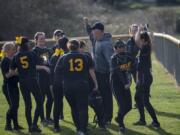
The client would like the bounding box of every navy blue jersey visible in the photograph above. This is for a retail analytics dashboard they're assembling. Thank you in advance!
[82,52,95,90]
[110,52,134,85]
[55,51,94,83]
[83,52,92,57]
[49,54,60,84]
[126,37,139,58]
[33,46,52,66]
[51,44,58,53]
[11,51,38,79]
[50,55,59,73]
[138,45,152,72]
[126,37,140,74]
[1,57,19,84]
[51,37,69,53]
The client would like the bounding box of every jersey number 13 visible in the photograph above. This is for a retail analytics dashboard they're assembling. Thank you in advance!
[69,58,83,72]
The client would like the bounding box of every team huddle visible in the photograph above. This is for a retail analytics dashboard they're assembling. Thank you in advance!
[0,18,160,135]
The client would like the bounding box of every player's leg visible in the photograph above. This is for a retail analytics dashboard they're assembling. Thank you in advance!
[30,78,44,132]
[53,83,63,132]
[76,85,89,134]
[112,82,126,130]
[44,75,53,122]
[96,72,113,124]
[65,92,80,131]
[134,73,146,125]
[19,80,33,131]
[143,74,160,127]
[9,84,23,130]
[2,83,13,130]
[38,74,46,118]
[124,89,132,115]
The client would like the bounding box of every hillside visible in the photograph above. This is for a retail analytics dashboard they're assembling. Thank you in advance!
[0,1,179,40]
[73,1,178,36]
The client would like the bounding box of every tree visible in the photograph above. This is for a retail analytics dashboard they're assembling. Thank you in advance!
[0,0,77,40]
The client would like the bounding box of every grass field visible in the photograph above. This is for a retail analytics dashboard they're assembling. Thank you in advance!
[0,55,180,135]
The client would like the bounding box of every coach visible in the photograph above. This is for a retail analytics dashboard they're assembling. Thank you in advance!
[91,22,114,124]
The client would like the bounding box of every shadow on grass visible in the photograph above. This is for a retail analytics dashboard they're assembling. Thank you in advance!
[88,128,113,135]
[47,124,113,135]
[13,130,46,135]
[47,125,75,135]
[147,125,173,135]
[63,119,74,126]
[126,128,150,135]
[156,111,180,120]
[86,123,113,135]
[63,120,113,135]
[107,123,146,135]
[106,123,119,131]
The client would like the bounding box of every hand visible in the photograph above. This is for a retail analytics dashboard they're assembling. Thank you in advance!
[14,69,19,76]
[124,83,130,89]
[136,79,140,86]
[92,85,98,91]
[43,66,50,74]
[49,85,54,99]
[83,17,89,24]
[138,24,144,31]
[50,85,53,91]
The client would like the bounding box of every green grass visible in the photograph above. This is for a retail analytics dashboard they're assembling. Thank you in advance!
[0,55,180,135]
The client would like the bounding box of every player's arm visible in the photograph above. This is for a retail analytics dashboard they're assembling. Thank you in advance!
[54,56,64,79]
[83,17,96,44]
[102,42,114,68]
[110,55,116,82]
[1,60,16,78]
[8,56,19,78]
[135,24,144,47]
[87,55,98,91]
[8,69,18,78]
[5,70,15,78]
[33,51,50,73]
[7,67,19,78]
[89,68,98,91]
[36,65,50,74]
[83,17,92,35]
[49,56,56,85]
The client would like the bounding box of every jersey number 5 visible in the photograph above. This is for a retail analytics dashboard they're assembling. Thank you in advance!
[20,56,29,69]
[69,58,83,72]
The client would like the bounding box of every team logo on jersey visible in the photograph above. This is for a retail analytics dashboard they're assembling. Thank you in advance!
[119,62,131,71]
[40,53,49,63]
[54,48,64,56]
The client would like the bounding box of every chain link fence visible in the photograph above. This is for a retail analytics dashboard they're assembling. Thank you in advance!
[153,33,180,86]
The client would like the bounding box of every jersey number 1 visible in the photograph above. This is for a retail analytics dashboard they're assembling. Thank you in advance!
[20,56,29,69]
[69,58,83,72]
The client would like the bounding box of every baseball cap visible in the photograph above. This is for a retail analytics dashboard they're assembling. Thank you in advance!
[15,36,29,46]
[53,29,64,37]
[113,39,126,49]
[92,22,104,31]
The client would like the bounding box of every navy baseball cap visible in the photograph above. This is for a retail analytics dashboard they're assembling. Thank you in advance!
[53,29,64,37]
[92,22,104,31]
[113,39,126,49]
[15,36,29,46]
